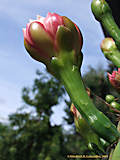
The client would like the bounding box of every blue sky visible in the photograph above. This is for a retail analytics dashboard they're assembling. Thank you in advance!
[0,0,108,124]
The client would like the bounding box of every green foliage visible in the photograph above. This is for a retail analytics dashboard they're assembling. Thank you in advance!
[63,100,74,125]
[83,66,109,99]
[22,70,65,116]
[0,71,86,159]
[7,71,67,160]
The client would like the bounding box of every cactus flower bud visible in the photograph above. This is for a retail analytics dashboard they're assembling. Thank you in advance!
[105,94,115,104]
[108,68,120,92]
[91,0,111,21]
[101,38,116,52]
[101,38,120,67]
[110,101,120,111]
[23,13,83,64]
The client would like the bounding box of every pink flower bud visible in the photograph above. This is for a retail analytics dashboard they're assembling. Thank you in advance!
[108,68,120,92]
[23,13,83,64]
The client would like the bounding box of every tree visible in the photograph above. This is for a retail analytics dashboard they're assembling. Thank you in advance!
[0,71,85,160]
[8,71,67,160]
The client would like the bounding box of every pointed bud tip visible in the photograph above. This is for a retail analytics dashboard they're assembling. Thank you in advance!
[107,72,112,78]
[29,19,34,23]
[22,28,26,32]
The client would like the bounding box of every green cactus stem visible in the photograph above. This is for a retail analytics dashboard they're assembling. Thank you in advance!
[51,50,120,144]
[101,38,120,67]
[99,138,109,150]
[111,141,120,160]
[91,0,120,50]
[74,112,106,152]
[71,104,108,151]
